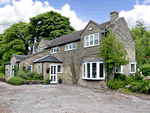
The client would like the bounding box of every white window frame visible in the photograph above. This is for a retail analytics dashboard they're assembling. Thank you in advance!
[27,65,32,72]
[84,33,99,47]
[65,43,76,51]
[115,65,123,74]
[57,65,63,73]
[37,65,40,73]
[82,61,105,80]
[130,62,137,73]
[51,47,59,54]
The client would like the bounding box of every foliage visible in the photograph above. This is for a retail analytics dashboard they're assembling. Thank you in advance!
[59,76,62,80]
[43,75,50,84]
[139,63,150,76]
[0,72,4,77]
[119,88,136,94]
[33,73,43,80]
[108,79,125,90]
[124,77,135,85]
[8,77,24,85]
[130,80,150,93]
[99,29,129,81]
[14,64,19,76]
[130,20,150,67]
[29,11,75,45]
[16,72,37,80]
[69,55,80,84]
[114,73,127,81]
[0,65,5,73]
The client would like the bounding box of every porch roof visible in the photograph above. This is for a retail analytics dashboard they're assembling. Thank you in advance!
[33,54,63,63]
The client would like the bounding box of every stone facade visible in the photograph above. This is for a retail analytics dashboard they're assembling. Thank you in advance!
[5,11,136,87]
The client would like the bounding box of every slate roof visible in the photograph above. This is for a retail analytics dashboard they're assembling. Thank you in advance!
[33,54,63,63]
[13,55,27,60]
[42,39,52,46]
[5,62,10,65]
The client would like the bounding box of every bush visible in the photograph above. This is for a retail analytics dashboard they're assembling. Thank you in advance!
[139,64,150,76]
[8,77,24,85]
[124,77,135,85]
[17,73,29,80]
[17,72,37,80]
[33,73,43,80]
[26,72,36,79]
[108,80,125,90]
[114,73,127,81]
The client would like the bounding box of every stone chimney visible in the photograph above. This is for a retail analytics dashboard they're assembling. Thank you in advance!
[110,10,119,24]
[32,37,38,54]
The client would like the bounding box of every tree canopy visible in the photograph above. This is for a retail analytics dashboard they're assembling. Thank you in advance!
[98,29,129,81]
[29,11,75,44]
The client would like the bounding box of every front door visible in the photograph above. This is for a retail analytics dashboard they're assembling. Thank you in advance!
[50,64,57,83]
[10,64,15,77]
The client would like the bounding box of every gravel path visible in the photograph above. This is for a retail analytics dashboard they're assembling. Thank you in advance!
[0,82,150,113]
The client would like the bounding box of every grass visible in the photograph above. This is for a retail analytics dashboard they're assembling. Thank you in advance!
[119,88,137,95]
[0,72,5,78]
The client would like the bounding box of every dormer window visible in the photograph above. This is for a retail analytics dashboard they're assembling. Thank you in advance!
[84,33,99,47]
[65,43,76,51]
[51,47,59,53]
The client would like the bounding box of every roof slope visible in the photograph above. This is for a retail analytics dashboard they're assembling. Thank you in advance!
[48,30,83,48]
[13,55,27,60]
[34,54,63,63]
[43,39,52,46]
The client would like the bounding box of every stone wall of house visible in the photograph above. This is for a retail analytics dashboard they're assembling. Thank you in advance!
[37,39,47,50]
[5,64,10,78]
[19,49,50,72]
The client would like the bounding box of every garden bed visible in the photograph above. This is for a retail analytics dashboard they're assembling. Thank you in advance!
[22,80,43,85]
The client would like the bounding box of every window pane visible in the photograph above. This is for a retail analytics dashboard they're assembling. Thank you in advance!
[51,49,53,53]
[116,66,121,72]
[38,66,40,73]
[85,36,89,47]
[56,47,58,52]
[73,43,76,49]
[58,65,62,72]
[66,45,68,50]
[84,64,85,77]
[94,33,99,45]
[51,66,53,74]
[54,48,56,52]
[28,66,31,72]
[51,76,53,81]
[69,44,72,49]
[90,35,93,45]
[54,66,56,74]
[100,63,104,77]
[87,63,90,78]
[92,63,96,78]
[131,64,135,72]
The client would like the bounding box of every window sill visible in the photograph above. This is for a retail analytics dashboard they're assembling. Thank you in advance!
[65,49,76,52]
[57,72,62,74]
[115,72,123,74]
[84,44,99,48]
[82,78,105,81]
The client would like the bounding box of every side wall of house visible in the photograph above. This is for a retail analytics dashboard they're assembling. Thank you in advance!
[5,64,10,78]
[113,17,136,76]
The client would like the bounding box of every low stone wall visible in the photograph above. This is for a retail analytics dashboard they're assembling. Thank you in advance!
[22,80,43,85]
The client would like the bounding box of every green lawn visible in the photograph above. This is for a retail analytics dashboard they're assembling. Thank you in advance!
[0,72,5,78]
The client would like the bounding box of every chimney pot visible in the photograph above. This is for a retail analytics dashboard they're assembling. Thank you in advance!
[110,10,119,24]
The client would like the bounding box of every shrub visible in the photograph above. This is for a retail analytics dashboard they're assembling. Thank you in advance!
[124,77,135,85]
[8,77,24,85]
[139,63,150,76]
[114,73,127,81]
[108,80,125,90]
[33,73,43,80]
[17,73,29,80]
[26,72,36,79]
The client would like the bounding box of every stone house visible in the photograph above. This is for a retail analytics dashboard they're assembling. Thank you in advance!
[5,11,136,87]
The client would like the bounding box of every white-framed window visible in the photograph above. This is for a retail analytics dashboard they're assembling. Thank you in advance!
[51,47,59,53]
[38,48,44,52]
[115,65,123,73]
[57,65,62,73]
[38,65,40,73]
[130,62,137,73]
[65,43,76,51]
[84,33,99,47]
[83,61,105,80]
[27,65,32,72]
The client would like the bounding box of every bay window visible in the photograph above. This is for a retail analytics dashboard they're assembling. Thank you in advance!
[83,62,105,80]
[84,33,99,47]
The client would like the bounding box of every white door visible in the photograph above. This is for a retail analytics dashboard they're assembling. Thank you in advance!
[50,64,57,83]
[10,64,15,77]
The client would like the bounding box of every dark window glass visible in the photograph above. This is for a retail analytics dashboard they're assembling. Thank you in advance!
[100,63,103,77]
[92,63,96,78]
[87,63,90,78]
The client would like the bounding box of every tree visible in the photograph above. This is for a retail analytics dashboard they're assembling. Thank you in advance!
[131,20,150,67]
[98,29,129,81]
[29,11,75,45]
[0,21,30,73]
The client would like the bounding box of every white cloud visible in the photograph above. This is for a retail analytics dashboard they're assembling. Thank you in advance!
[136,0,140,5]
[0,0,10,5]
[119,5,150,29]
[143,0,150,5]
[0,0,88,33]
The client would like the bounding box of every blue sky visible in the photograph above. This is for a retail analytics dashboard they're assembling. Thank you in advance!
[0,0,150,33]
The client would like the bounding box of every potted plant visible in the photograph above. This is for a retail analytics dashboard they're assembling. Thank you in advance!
[22,65,26,70]
[58,76,62,84]
[46,68,50,73]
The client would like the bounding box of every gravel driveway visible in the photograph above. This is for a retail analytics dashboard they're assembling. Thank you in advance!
[0,82,150,113]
